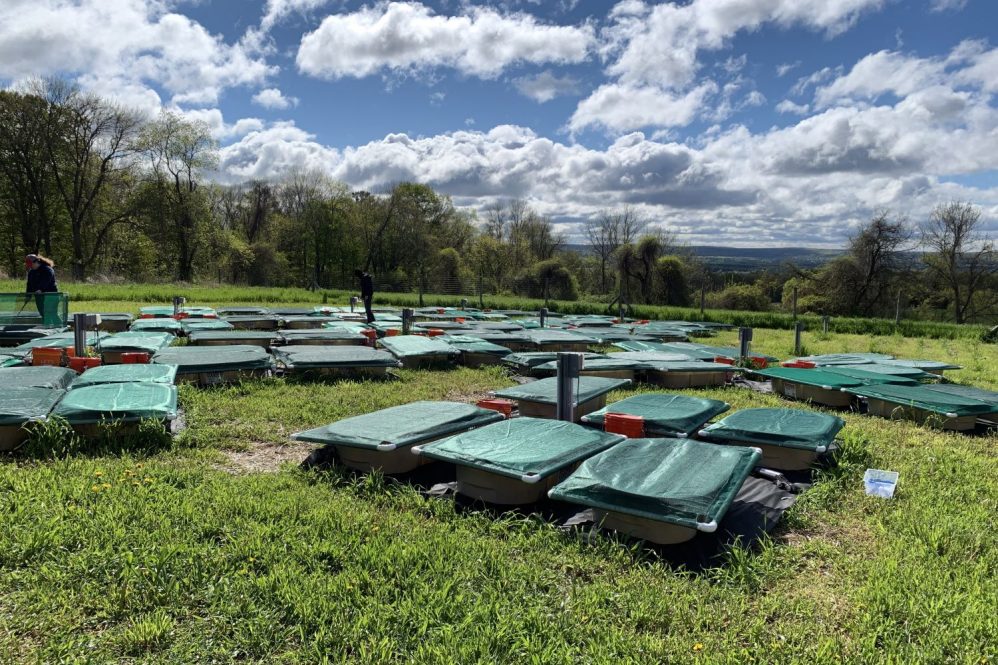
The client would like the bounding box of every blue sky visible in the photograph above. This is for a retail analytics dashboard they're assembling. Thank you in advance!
[0,0,996,247]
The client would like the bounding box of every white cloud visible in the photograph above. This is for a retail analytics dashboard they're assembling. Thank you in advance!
[296,1,595,80]
[513,70,581,103]
[261,0,332,31]
[929,0,968,12]
[252,87,299,110]
[217,121,341,182]
[0,0,274,107]
[776,100,810,115]
[569,83,717,133]
[574,0,885,133]
[176,108,264,141]
[777,61,801,77]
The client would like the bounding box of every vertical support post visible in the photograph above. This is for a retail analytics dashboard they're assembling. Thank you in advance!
[700,282,706,318]
[350,296,358,313]
[555,352,584,422]
[322,292,328,304]
[822,316,830,334]
[402,308,414,335]
[539,307,548,328]
[618,304,625,322]
[172,296,185,316]
[791,286,798,321]
[794,321,804,357]
[460,298,468,310]
[73,313,87,358]
[478,274,484,309]
[895,290,902,325]
[738,327,753,361]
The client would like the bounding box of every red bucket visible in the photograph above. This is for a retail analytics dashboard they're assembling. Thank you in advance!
[122,352,150,364]
[69,357,101,373]
[477,399,514,418]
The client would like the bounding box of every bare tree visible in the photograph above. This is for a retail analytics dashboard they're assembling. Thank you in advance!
[585,207,647,294]
[847,211,911,316]
[34,78,142,280]
[922,202,996,324]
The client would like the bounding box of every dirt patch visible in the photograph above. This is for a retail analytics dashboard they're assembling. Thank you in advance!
[442,387,493,404]
[218,440,319,474]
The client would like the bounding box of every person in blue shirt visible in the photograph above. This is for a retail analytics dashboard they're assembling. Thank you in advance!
[25,254,58,318]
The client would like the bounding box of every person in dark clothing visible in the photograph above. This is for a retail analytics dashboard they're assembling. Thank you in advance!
[355,269,375,323]
[25,254,58,319]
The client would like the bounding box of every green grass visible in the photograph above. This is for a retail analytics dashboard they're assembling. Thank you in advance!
[0,296,996,662]
[2,279,988,340]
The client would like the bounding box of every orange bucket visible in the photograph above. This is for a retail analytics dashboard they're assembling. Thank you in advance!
[781,360,815,369]
[69,357,101,373]
[361,329,378,346]
[122,352,150,364]
[604,413,645,438]
[477,399,514,418]
[713,356,735,366]
[32,347,65,367]
[386,328,400,337]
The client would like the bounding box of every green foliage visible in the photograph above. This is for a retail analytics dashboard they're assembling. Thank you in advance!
[710,282,771,311]
[513,258,579,301]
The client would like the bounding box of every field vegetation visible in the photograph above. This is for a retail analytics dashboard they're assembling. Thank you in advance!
[0,291,995,662]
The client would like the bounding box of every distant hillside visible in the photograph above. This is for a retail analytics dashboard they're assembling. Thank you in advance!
[563,244,843,272]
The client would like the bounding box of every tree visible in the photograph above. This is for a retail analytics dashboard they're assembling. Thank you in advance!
[922,202,996,324]
[584,207,646,294]
[139,111,218,282]
[35,78,142,280]
[656,255,691,306]
[845,211,911,315]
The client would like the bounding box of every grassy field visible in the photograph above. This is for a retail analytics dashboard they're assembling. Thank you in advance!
[2,279,989,340]
[0,297,996,662]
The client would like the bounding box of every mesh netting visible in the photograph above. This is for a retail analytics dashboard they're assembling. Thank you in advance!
[54,383,178,424]
[583,393,730,436]
[845,383,996,416]
[0,293,69,327]
[699,408,845,450]
[70,364,178,388]
[493,376,629,405]
[0,387,65,425]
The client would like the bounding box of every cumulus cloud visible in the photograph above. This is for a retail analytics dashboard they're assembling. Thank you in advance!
[217,121,341,182]
[252,87,299,109]
[176,108,264,141]
[513,70,581,103]
[0,0,275,107]
[572,0,885,133]
[260,0,332,30]
[296,1,595,80]
[568,83,717,133]
[776,100,810,115]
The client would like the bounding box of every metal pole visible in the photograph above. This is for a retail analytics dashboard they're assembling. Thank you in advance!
[172,296,185,316]
[460,298,468,310]
[555,353,584,422]
[539,307,548,328]
[794,321,804,356]
[822,316,829,334]
[350,296,358,313]
[895,290,902,325]
[738,327,753,361]
[700,282,706,318]
[791,286,798,320]
[402,308,414,335]
[618,305,625,322]
[73,313,87,358]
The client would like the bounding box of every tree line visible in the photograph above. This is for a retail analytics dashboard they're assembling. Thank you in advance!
[1,81,994,322]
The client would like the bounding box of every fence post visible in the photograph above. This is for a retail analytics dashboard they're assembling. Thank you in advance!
[539,307,548,329]
[895,290,902,325]
[73,313,88,358]
[738,327,753,361]
[794,321,804,356]
[700,282,706,318]
[822,316,829,334]
[791,286,798,320]
[402,308,414,335]
[556,353,583,422]
[350,296,357,313]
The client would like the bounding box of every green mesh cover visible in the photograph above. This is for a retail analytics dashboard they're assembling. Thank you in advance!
[0,387,64,425]
[96,313,134,324]
[822,363,932,380]
[138,306,175,318]
[130,318,183,334]
[181,319,234,333]
[493,376,630,405]
[413,322,472,331]
[525,329,597,346]
[180,307,218,318]
[465,331,532,346]
[582,394,730,436]
[607,351,696,363]
[466,322,524,332]
[280,316,338,328]
[548,438,760,529]
[293,401,504,450]
[699,408,845,451]
[220,315,279,325]
[613,341,716,358]
[534,358,644,373]
[644,361,738,373]
[101,332,175,354]
[15,331,110,353]
[439,335,511,356]
[188,331,275,344]
[70,364,178,388]
[279,329,367,343]
[53,383,178,424]
[845,383,997,416]
[218,307,271,316]
[878,359,962,371]
[0,355,22,368]
[153,345,274,373]
[0,367,77,389]
[417,417,624,480]
[272,346,400,369]
[502,352,607,370]
[796,353,894,365]
[669,342,778,362]
[819,366,919,385]
[752,366,870,388]
[570,328,657,344]
[378,335,459,359]
[924,384,998,407]
[322,321,371,333]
